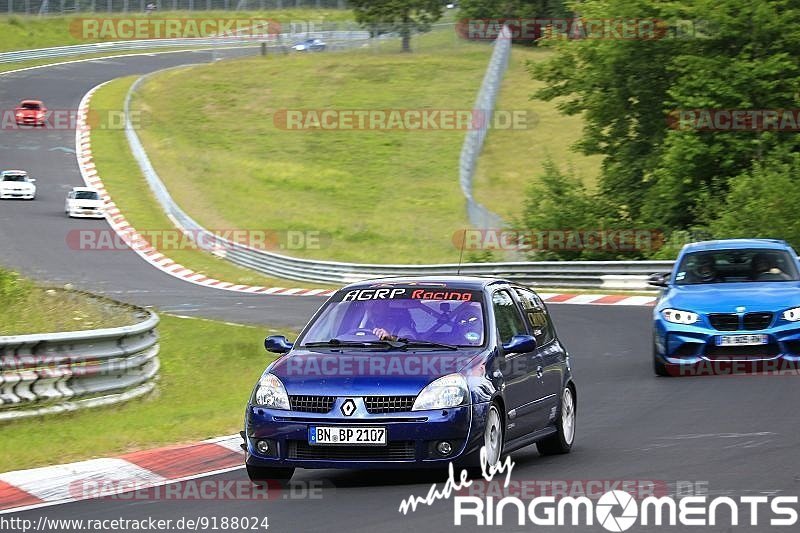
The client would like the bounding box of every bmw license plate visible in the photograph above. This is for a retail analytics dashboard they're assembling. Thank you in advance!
[309,426,386,446]
[716,334,768,346]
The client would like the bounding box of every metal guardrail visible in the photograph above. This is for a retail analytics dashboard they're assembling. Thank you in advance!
[0,298,160,422]
[116,30,673,291]
[3,0,349,15]
[0,29,371,64]
[460,24,509,230]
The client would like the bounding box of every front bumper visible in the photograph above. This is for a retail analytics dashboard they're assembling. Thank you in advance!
[244,401,489,470]
[69,209,105,218]
[0,191,34,199]
[654,318,800,375]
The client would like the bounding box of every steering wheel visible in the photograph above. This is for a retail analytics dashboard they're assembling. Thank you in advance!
[350,328,378,337]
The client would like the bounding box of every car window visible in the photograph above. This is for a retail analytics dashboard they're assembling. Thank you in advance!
[514,287,555,346]
[491,290,526,345]
[675,248,800,284]
[21,103,40,110]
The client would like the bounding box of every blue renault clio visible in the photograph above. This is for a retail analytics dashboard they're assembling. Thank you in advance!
[651,239,800,376]
[243,276,576,482]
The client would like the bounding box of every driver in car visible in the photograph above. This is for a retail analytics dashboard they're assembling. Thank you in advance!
[690,255,721,283]
[751,253,791,281]
[370,307,417,341]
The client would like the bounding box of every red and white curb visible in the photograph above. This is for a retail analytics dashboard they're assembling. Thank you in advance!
[74,83,656,307]
[0,434,244,514]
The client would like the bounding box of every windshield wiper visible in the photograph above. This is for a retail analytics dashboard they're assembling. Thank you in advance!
[394,338,459,351]
[302,338,397,350]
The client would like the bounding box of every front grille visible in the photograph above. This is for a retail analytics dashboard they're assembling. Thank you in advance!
[363,396,416,414]
[709,314,739,331]
[743,312,773,330]
[705,344,780,359]
[287,440,416,461]
[289,395,334,413]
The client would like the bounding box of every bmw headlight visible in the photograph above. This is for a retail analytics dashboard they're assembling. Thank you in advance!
[783,307,800,321]
[661,308,699,325]
[252,373,290,410]
[412,373,468,411]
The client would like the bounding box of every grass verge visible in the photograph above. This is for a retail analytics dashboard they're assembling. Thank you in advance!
[0,313,289,472]
[131,27,491,264]
[89,76,329,289]
[0,10,356,52]
[472,46,604,221]
[0,268,139,335]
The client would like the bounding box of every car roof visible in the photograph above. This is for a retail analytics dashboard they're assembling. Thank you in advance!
[340,275,509,292]
[1,170,27,175]
[71,186,98,193]
[682,239,791,253]
[19,100,43,105]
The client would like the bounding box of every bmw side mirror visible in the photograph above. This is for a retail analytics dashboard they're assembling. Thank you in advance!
[503,334,537,354]
[647,272,669,288]
[264,335,293,354]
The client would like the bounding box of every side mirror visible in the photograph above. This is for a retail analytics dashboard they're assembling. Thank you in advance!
[264,335,293,354]
[647,272,670,288]
[502,334,537,355]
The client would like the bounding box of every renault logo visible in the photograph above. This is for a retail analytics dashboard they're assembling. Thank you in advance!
[340,398,357,416]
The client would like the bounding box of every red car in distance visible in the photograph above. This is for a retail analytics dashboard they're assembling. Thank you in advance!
[15,100,47,126]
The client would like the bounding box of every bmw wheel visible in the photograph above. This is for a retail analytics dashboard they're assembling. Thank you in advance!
[653,344,670,377]
[537,385,576,455]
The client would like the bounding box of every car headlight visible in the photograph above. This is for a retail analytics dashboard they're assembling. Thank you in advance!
[661,308,699,325]
[252,373,290,410]
[783,307,800,321]
[412,373,468,411]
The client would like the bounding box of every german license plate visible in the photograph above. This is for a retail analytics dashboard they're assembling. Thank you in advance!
[308,426,386,446]
[716,334,768,346]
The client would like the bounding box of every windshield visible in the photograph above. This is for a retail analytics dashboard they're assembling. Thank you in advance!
[74,191,99,200]
[2,175,26,182]
[675,249,800,285]
[21,103,40,110]
[300,286,485,347]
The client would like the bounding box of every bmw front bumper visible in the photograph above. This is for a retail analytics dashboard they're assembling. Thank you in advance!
[654,317,800,375]
[244,399,490,470]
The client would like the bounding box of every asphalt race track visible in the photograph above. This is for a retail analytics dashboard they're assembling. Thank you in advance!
[0,47,323,327]
[2,52,800,532]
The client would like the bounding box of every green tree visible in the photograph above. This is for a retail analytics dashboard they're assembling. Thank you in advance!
[527,0,800,247]
[709,151,800,251]
[349,0,444,52]
[458,0,570,19]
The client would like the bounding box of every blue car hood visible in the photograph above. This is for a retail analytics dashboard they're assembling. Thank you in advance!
[662,282,800,313]
[268,349,481,396]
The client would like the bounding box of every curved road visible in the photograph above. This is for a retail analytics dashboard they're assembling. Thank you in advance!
[0,47,322,327]
[2,51,799,532]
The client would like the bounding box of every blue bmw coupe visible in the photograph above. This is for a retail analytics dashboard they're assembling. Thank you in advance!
[651,239,800,376]
[243,276,576,482]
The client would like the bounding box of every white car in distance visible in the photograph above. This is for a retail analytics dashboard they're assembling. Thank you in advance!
[0,170,36,200]
[65,187,105,218]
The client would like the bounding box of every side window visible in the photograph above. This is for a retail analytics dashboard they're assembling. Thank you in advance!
[492,290,526,345]
[514,287,555,346]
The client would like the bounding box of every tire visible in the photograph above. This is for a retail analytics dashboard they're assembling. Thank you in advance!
[246,464,294,485]
[482,402,504,466]
[653,344,670,376]
[537,385,576,455]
